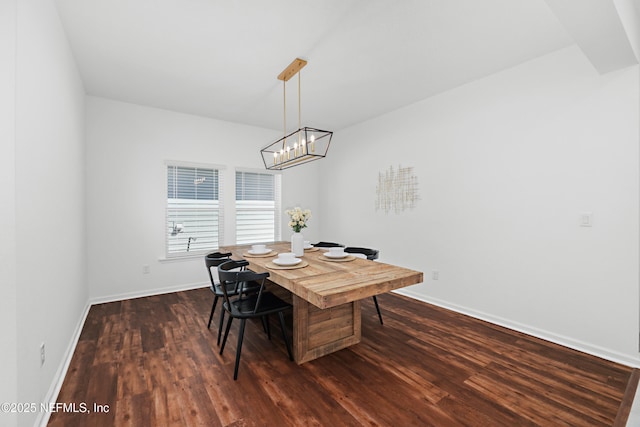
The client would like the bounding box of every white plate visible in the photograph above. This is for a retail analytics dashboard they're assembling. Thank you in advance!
[273,257,301,266]
[304,244,313,249]
[324,252,348,259]
[248,249,271,255]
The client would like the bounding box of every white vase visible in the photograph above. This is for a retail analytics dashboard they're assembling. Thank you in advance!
[291,231,304,256]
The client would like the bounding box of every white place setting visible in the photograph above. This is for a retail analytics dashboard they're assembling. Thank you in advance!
[266,252,308,270]
[304,240,319,252]
[273,252,301,266]
[321,247,356,262]
[244,244,277,257]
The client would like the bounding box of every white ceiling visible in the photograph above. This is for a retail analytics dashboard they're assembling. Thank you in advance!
[54,0,637,132]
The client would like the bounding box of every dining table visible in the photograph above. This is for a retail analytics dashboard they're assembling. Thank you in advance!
[219,241,424,364]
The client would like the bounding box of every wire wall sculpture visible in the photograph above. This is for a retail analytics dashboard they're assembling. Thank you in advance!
[375,165,420,214]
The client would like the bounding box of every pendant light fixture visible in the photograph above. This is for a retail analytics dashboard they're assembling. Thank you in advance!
[260,58,333,170]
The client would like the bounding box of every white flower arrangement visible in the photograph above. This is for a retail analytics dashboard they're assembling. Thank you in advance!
[286,207,311,233]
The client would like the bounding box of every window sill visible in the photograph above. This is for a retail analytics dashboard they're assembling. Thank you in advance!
[159,253,205,263]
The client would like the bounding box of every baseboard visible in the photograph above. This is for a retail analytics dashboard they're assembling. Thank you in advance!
[36,302,91,427]
[89,281,209,305]
[393,289,640,369]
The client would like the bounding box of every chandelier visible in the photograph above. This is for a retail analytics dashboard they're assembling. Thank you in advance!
[260,58,333,170]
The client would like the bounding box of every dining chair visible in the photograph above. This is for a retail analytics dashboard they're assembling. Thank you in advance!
[344,247,384,325]
[218,260,293,380]
[205,252,259,345]
[312,241,344,248]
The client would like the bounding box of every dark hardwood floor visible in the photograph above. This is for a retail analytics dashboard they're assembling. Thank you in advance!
[48,289,634,426]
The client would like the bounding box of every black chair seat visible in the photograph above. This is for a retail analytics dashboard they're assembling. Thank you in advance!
[226,292,292,319]
[211,280,259,298]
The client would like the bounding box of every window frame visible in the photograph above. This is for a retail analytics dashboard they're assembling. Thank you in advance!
[165,161,225,258]
[234,168,281,245]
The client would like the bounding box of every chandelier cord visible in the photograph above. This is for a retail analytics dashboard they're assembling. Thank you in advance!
[283,79,287,151]
[298,70,301,130]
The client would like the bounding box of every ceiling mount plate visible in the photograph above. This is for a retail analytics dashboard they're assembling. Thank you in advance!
[278,58,308,81]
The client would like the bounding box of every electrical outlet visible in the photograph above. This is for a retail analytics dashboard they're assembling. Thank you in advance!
[432,270,439,280]
[580,212,593,227]
[40,342,45,366]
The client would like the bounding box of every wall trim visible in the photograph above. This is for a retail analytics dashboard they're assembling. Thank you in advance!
[394,289,640,369]
[37,302,91,427]
[89,282,209,305]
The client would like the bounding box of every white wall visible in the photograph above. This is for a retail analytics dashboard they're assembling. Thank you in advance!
[320,45,640,365]
[13,0,87,426]
[0,0,18,426]
[281,159,324,244]
[86,97,322,302]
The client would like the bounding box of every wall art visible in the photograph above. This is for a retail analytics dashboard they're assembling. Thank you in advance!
[375,165,419,214]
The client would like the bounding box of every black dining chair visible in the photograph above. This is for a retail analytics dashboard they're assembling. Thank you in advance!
[312,241,344,248]
[218,260,293,380]
[205,252,259,345]
[344,247,384,325]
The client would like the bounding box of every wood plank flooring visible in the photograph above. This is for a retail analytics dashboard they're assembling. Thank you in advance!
[48,289,634,426]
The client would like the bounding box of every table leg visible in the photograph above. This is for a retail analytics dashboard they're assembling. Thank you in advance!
[292,295,361,364]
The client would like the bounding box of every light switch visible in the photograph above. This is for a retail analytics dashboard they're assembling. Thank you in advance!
[580,212,593,227]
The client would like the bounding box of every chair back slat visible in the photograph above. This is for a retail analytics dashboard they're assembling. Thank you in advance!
[218,260,269,312]
[204,252,232,284]
[312,241,344,248]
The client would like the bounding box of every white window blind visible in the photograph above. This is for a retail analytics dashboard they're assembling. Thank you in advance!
[235,170,281,244]
[166,164,224,256]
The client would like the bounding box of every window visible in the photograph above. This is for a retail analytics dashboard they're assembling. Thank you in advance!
[235,170,281,244]
[166,164,223,256]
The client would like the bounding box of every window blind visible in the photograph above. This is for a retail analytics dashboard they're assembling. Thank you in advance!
[235,171,280,244]
[166,165,224,256]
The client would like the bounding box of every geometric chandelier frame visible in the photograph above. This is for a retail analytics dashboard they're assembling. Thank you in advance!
[261,127,332,170]
[260,58,333,170]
